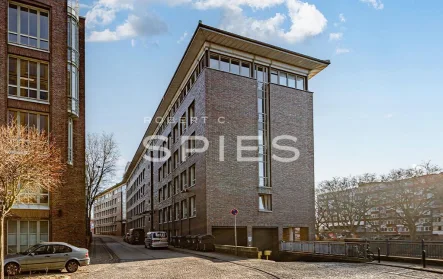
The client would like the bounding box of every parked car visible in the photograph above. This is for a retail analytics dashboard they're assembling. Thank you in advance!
[4,242,89,277]
[145,231,168,249]
[128,228,145,245]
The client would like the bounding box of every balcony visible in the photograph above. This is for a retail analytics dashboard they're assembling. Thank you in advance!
[67,0,79,20]
[68,97,79,117]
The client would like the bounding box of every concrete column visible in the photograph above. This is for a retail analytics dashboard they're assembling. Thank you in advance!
[247,225,253,247]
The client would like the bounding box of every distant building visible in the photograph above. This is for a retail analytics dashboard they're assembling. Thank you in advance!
[318,173,443,240]
[93,183,126,236]
[122,23,330,254]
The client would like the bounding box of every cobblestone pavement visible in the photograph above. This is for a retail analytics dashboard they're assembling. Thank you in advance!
[65,236,443,279]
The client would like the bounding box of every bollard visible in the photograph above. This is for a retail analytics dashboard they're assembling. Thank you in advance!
[422,250,426,268]
[258,251,263,260]
[378,247,381,263]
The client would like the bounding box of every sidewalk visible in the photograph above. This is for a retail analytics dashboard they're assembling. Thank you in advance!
[168,246,265,263]
[368,260,443,274]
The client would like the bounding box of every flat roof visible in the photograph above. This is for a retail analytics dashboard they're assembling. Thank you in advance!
[95,182,125,199]
[122,22,330,183]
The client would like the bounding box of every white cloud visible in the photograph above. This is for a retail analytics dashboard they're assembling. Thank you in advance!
[360,0,384,10]
[177,31,188,43]
[219,0,327,44]
[339,13,346,22]
[336,47,350,54]
[329,32,343,41]
[194,0,285,11]
[131,39,136,47]
[87,13,168,42]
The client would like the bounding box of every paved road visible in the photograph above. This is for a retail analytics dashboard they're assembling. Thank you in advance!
[70,236,443,279]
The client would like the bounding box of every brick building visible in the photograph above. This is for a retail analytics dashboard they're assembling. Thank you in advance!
[93,183,126,236]
[123,23,329,254]
[1,0,86,253]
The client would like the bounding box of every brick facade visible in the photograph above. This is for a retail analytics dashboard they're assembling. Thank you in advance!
[0,0,86,251]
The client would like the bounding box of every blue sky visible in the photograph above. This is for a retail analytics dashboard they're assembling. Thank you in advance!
[79,0,443,185]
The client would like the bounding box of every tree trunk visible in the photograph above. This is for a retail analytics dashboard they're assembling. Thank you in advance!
[1,215,5,279]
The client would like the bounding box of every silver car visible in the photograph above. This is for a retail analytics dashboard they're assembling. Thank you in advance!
[4,242,90,276]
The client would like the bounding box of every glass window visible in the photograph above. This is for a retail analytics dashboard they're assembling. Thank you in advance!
[288,74,296,88]
[9,4,49,50]
[210,54,219,69]
[190,196,196,217]
[68,118,73,164]
[9,57,49,102]
[296,76,305,90]
[259,194,272,211]
[279,72,287,86]
[8,4,18,33]
[220,57,230,72]
[241,62,250,77]
[181,200,188,219]
[189,165,196,186]
[8,57,17,96]
[271,70,278,84]
[230,60,240,75]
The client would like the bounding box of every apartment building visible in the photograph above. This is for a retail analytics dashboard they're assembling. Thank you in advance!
[123,23,329,254]
[0,0,86,253]
[93,183,126,236]
[318,173,443,240]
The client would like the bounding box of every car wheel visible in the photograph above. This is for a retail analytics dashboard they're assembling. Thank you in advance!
[4,263,19,276]
[65,260,79,273]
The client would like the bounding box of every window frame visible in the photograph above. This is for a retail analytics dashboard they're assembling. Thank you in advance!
[8,55,50,103]
[8,2,50,52]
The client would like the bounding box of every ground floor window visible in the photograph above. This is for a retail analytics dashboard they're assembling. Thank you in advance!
[7,220,49,254]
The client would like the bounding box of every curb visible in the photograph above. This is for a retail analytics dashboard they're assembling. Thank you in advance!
[367,262,443,275]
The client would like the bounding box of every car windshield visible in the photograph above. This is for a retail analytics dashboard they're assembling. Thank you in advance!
[21,244,41,255]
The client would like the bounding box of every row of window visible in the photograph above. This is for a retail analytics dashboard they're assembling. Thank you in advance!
[8,56,49,102]
[8,3,49,50]
[127,169,146,197]
[270,69,305,90]
[16,188,49,206]
[7,220,49,254]
[159,196,196,224]
[127,202,145,220]
[127,184,146,208]
[95,216,117,226]
[8,110,48,134]
[158,134,196,183]
[127,217,145,231]
[95,225,117,234]
[159,164,196,202]
[95,207,117,218]
[209,53,251,78]
[95,198,117,211]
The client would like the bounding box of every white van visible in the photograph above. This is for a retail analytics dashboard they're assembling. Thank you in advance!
[145,231,168,249]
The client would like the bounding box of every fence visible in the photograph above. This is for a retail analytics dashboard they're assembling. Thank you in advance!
[281,240,443,260]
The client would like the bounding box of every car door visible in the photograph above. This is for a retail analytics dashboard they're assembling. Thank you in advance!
[25,245,55,271]
[53,245,72,269]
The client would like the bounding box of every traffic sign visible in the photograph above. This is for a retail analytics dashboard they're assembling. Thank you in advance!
[231,208,238,216]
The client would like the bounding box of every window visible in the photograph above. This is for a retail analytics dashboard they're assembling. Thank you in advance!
[188,102,195,126]
[210,54,219,69]
[167,157,171,173]
[180,145,186,163]
[68,118,73,165]
[173,124,179,142]
[189,165,196,187]
[296,76,305,90]
[8,4,49,50]
[188,132,196,155]
[230,60,240,75]
[180,171,187,190]
[159,209,163,224]
[279,72,287,86]
[189,196,196,217]
[162,185,166,200]
[175,202,180,220]
[8,110,49,134]
[168,182,172,198]
[259,194,272,211]
[174,176,179,195]
[8,57,49,101]
[288,74,296,88]
[173,150,179,169]
[241,62,251,77]
[17,187,49,206]
[271,70,278,84]
[181,200,188,219]
[180,113,187,135]
[7,220,48,254]
[159,189,162,202]
[169,205,173,222]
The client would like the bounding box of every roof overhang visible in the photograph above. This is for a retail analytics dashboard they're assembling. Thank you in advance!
[122,23,330,183]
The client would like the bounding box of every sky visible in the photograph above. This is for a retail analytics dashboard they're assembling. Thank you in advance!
[79,0,443,186]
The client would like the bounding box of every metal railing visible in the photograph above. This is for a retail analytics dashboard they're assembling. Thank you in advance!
[281,240,443,260]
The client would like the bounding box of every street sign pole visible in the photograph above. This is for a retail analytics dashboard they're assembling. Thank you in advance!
[234,213,237,256]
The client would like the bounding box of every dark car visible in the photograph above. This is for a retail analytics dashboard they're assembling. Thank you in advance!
[128,229,145,245]
[123,233,130,242]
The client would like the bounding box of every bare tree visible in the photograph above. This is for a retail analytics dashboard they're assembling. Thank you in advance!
[85,133,119,241]
[0,123,64,278]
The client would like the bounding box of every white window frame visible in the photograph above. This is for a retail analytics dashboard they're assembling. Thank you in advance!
[8,2,50,51]
[68,118,73,165]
